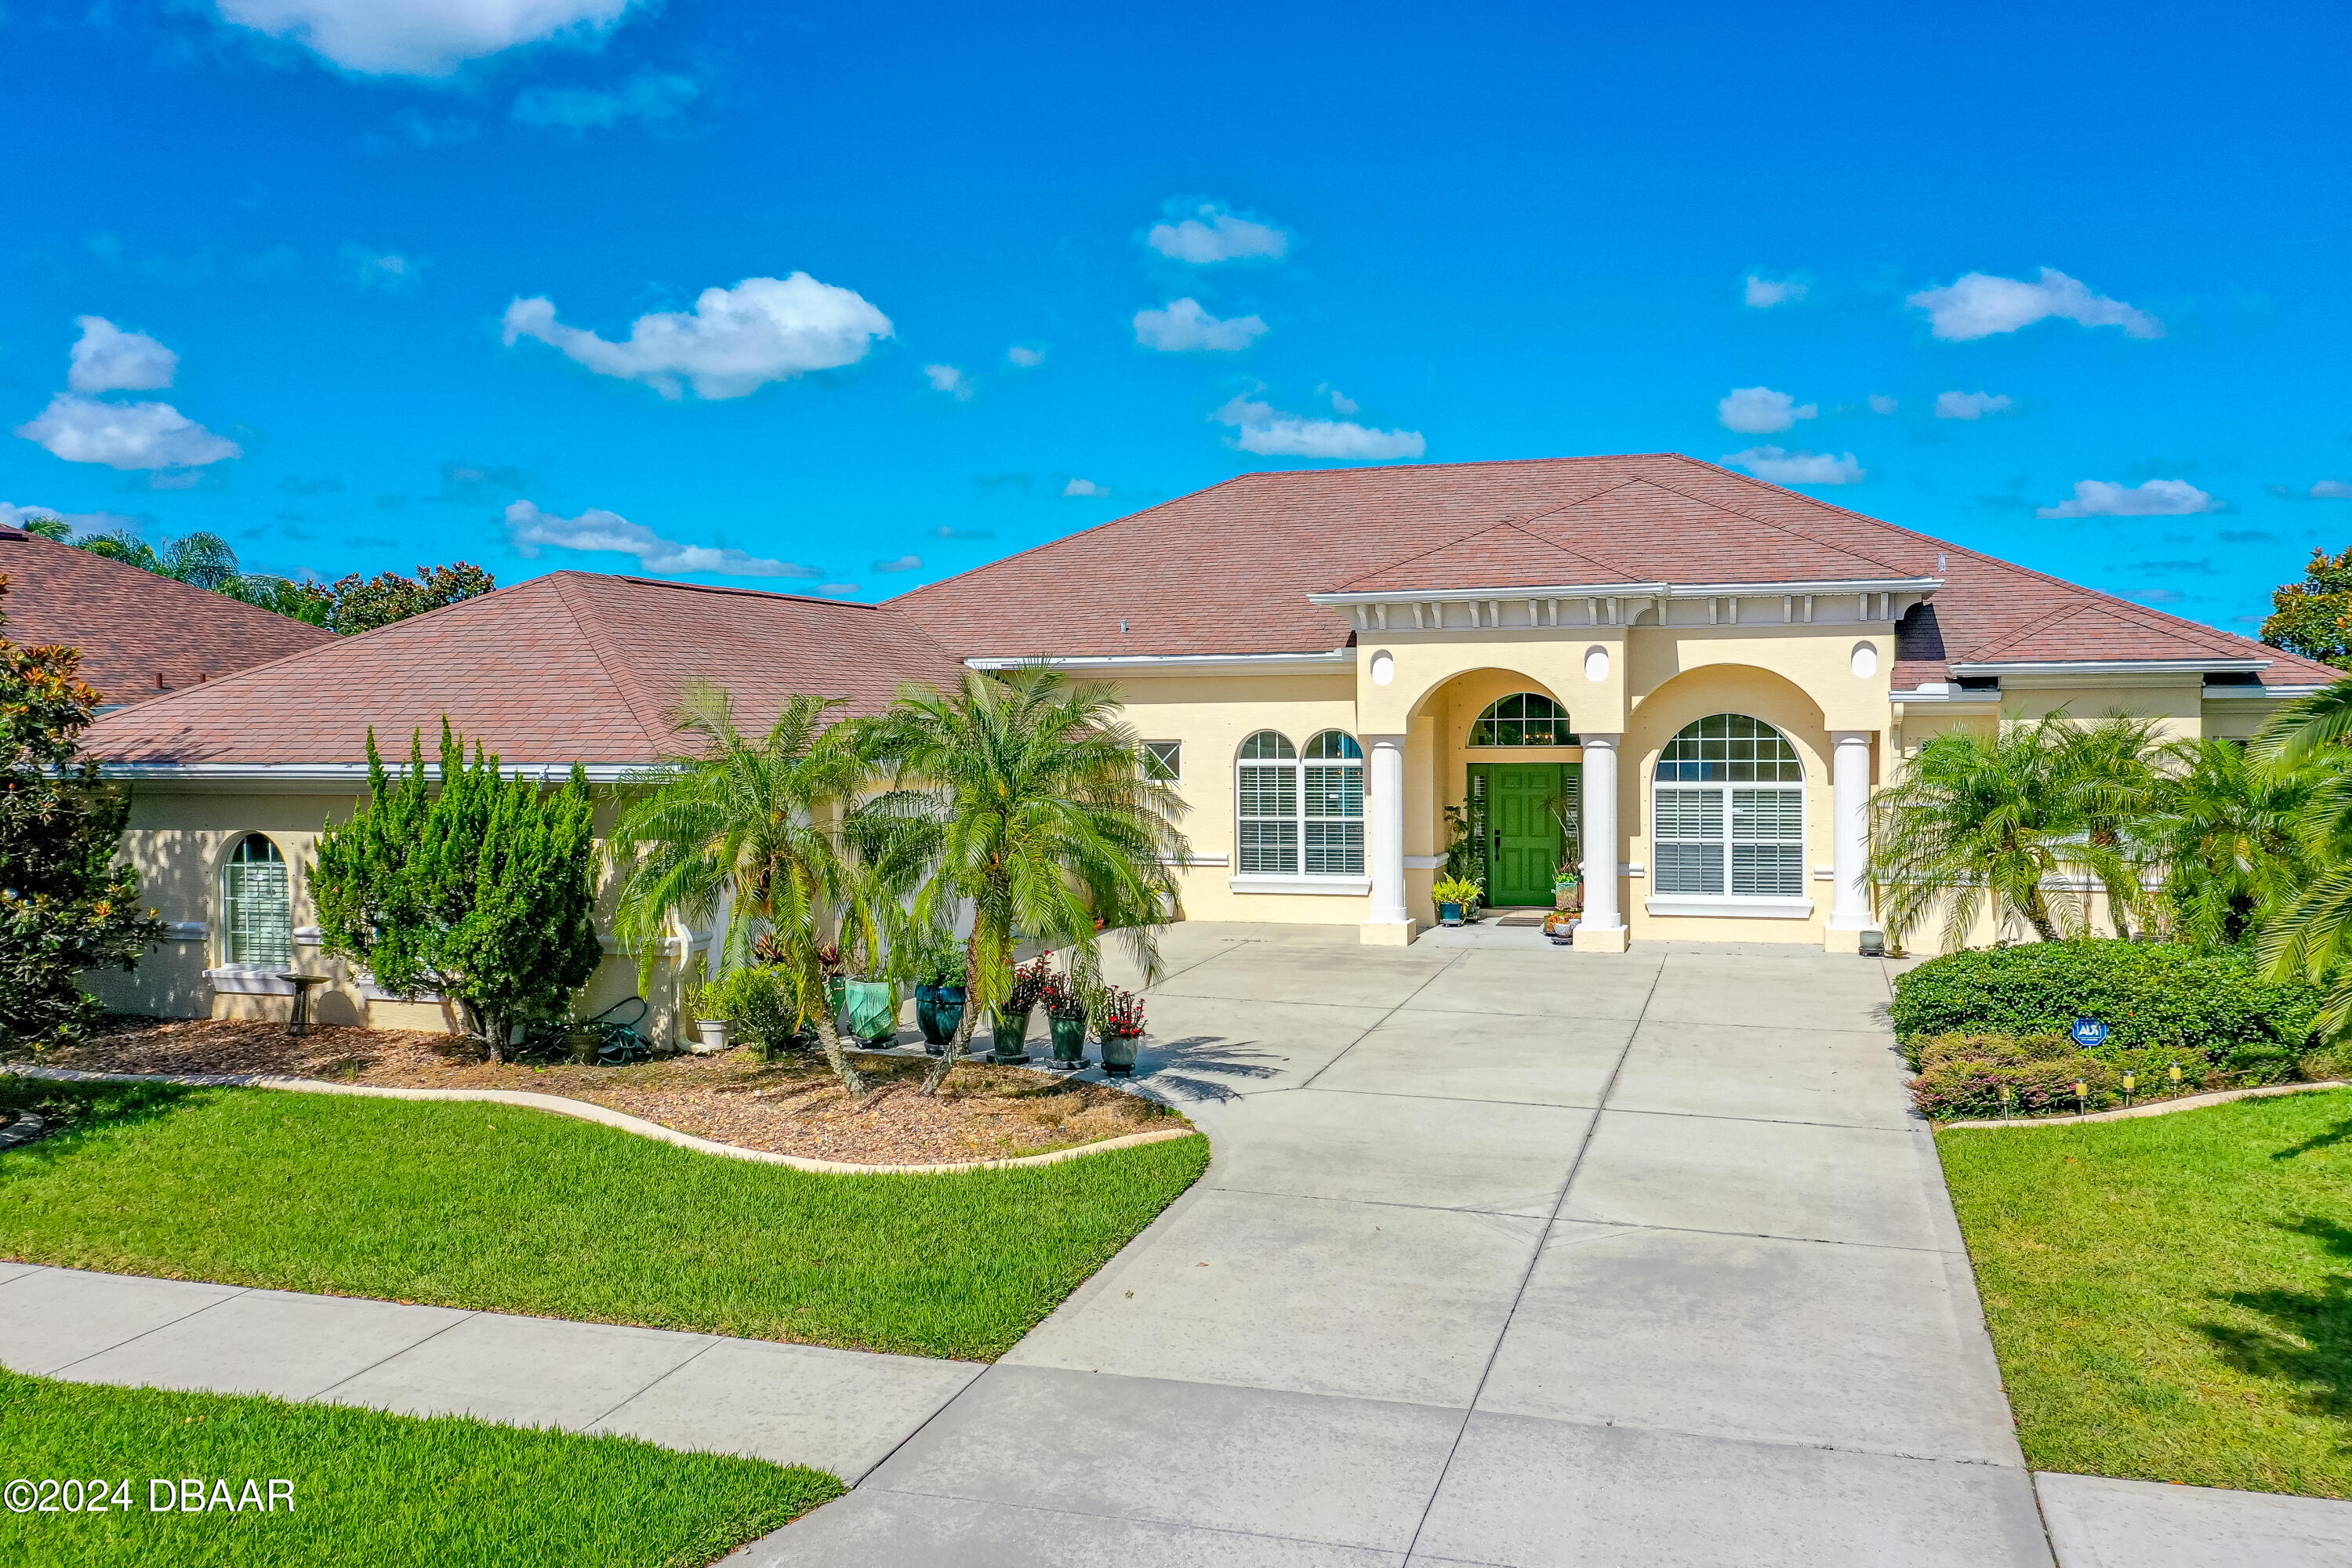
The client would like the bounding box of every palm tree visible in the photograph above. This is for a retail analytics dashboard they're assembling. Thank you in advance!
[1870,716,2124,949]
[2055,713,2167,939]
[2253,677,2352,1038]
[2154,736,2317,948]
[860,666,1189,1094]
[608,685,877,1095]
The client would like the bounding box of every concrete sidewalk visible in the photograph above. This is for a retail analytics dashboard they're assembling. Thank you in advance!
[0,1261,978,1483]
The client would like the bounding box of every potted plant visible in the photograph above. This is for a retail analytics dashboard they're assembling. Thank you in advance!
[1042,968,1090,1071]
[681,970,729,1054]
[992,954,1050,1064]
[1541,909,1577,945]
[1552,860,1582,913]
[910,931,968,1055]
[1431,874,1482,927]
[1097,985,1146,1076]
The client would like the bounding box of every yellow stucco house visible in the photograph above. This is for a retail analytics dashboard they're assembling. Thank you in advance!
[82,454,2336,1038]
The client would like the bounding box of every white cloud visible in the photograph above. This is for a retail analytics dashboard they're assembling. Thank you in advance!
[923,364,974,401]
[16,394,241,470]
[1006,345,1044,368]
[2035,479,2220,518]
[1933,390,2015,420]
[1717,386,1817,435]
[505,499,820,577]
[1867,394,1899,415]
[0,502,60,529]
[1146,202,1288,264]
[1906,268,2161,340]
[502,274,894,400]
[67,317,178,394]
[2,501,140,533]
[343,245,427,292]
[1212,394,1425,461]
[1319,385,1359,416]
[869,554,921,573]
[815,583,859,596]
[2311,481,2352,499]
[1744,274,1806,308]
[1062,477,1109,498]
[1133,298,1267,353]
[1723,446,1865,485]
[513,71,696,129]
[216,0,644,77]
[366,107,479,150]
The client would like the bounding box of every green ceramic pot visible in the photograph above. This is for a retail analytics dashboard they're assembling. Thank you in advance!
[1048,1014,1087,1069]
[915,984,966,1054]
[840,979,898,1044]
[990,1007,1033,1064]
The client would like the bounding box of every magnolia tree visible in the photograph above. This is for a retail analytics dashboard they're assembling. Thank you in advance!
[314,721,601,1059]
[0,579,165,1047]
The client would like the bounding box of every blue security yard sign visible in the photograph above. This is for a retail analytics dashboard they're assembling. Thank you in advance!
[2071,1017,2110,1047]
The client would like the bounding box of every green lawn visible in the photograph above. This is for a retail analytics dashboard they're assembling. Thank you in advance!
[0,1367,837,1566]
[0,1076,1207,1360]
[1939,1087,2352,1496]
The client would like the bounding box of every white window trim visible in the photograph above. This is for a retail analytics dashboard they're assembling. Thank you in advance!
[1143,740,1184,784]
[1644,895,1816,920]
[1236,730,1366,883]
[1648,718,1809,909]
[205,966,296,995]
[1229,874,1372,897]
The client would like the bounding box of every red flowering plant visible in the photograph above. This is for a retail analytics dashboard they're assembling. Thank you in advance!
[1041,966,1090,1022]
[1006,954,1052,1015]
[1096,985,1146,1040]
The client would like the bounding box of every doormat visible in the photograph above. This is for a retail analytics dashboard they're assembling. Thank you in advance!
[1494,913,1551,927]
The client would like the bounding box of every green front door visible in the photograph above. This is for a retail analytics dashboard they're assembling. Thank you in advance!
[1470,763,1577,906]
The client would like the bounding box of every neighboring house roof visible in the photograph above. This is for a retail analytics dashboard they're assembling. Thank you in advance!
[0,524,336,706]
[891,453,2338,693]
[84,571,967,768]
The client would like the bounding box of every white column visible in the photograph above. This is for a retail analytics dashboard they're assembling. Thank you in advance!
[1366,734,1410,931]
[1579,734,1622,932]
[1828,730,1873,931]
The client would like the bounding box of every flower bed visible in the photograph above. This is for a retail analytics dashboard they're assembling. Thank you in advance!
[37,1018,1177,1165]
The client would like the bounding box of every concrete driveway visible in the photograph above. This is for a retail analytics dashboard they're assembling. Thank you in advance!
[744,924,2050,1567]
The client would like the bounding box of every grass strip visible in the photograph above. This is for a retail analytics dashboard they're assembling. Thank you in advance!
[0,1077,1208,1361]
[0,1367,840,1566]
[1940,1087,2352,1497]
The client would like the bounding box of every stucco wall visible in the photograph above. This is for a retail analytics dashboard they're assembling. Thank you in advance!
[87,787,690,1045]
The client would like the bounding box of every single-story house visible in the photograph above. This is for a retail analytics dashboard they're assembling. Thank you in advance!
[0,521,336,707]
[80,454,2337,1038]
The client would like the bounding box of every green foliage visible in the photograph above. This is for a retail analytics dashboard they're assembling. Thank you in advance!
[2,1367,839,1566]
[323,561,496,634]
[697,965,810,1060]
[2158,737,2318,947]
[1889,939,2324,1061]
[1940,1090,2352,1495]
[18,514,71,542]
[312,720,601,1060]
[1441,802,1483,885]
[2254,681,2352,1042]
[1430,874,1483,906]
[0,1076,1209,1360]
[858,666,1189,1093]
[1871,714,2147,948]
[0,582,164,1047]
[219,572,336,626]
[608,686,878,1095]
[2261,544,2352,670]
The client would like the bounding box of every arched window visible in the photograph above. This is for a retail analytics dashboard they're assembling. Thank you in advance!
[1236,729,1365,877]
[221,833,293,967]
[1652,716,1804,898]
[1470,692,1577,746]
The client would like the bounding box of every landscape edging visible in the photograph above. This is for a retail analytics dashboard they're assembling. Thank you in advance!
[0,1064,1197,1175]
[1939,1079,2344,1131]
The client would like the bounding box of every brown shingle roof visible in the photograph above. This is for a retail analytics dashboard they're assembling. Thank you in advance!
[891,454,2339,692]
[0,527,336,706]
[85,572,967,766]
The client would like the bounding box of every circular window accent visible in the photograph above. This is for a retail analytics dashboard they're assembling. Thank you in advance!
[1584,646,1610,682]
[1850,641,1879,679]
[1368,650,1396,687]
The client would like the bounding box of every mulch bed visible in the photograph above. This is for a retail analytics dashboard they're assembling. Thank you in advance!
[31,1018,1181,1167]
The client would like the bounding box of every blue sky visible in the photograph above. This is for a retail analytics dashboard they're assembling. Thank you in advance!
[3,1,2348,631]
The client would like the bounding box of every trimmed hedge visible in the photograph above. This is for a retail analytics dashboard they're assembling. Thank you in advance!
[1889,940,2322,1065]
